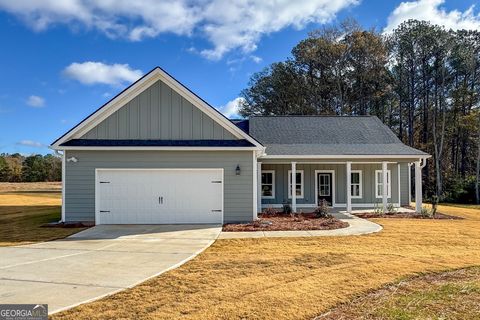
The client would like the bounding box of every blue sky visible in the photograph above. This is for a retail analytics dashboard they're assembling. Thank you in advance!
[0,0,478,155]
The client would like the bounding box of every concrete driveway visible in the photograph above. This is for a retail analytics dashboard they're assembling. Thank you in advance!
[0,225,221,314]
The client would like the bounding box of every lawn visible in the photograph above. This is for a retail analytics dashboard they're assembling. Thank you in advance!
[0,187,86,246]
[319,267,480,319]
[52,204,480,320]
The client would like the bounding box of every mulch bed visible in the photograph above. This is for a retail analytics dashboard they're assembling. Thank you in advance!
[42,221,94,228]
[222,213,349,232]
[353,211,463,220]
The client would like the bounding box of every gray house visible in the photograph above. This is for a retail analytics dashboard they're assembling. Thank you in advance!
[51,67,430,225]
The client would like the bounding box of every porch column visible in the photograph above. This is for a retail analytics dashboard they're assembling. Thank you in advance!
[257,162,262,215]
[382,161,388,213]
[346,161,352,213]
[415,160,423,213]
[291,161,297,213]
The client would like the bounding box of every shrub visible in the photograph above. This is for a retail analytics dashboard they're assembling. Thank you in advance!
[282,203,292,215]
[420,206,433,218]
[386,203,396,215]
[262,207,278,216]
[373,203,383,215]
[314,199,332,218]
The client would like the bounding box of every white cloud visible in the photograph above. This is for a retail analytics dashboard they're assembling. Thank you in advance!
[0,0,358,60]
[63,62,143,86]
[17,140,45,148]
[217,97,244,118]
[26,95,45,107]
[384,0,480,33]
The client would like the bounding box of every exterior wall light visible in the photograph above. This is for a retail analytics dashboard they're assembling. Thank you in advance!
[235,165,241,175]
[67,157,78,163]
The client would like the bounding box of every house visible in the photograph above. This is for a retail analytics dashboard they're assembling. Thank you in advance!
[51,67,430,225]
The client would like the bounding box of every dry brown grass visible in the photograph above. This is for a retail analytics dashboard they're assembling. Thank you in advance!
[318,267,480,319]
[52,204,480,320]
[0,192,86,246]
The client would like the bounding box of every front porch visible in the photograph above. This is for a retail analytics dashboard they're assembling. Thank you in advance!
[256,158,427,214]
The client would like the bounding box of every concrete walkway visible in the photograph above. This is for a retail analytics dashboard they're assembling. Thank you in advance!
[0,225,221,314]
[218,212,382,239]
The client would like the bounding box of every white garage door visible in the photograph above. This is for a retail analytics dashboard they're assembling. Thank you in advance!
[96,169,223,224]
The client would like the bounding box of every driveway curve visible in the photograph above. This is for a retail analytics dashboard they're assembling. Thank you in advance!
[0,225,221,314]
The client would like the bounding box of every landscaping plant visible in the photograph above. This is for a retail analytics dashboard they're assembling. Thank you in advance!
[314,199,331,218]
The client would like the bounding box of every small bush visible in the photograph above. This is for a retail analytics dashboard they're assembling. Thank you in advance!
[283,203,292,215]
[314,199,332,218]
[373,203,383,215]
[420,206,433,218]
[386,203,396,215]
[263,207,278,216]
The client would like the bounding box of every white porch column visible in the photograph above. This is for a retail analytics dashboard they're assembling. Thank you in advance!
[257,161,262,215]
[291,161,297,213]
[382,161,388,213]
[408,163,412,205]
[415,160,423,213]
[346,161,352,213]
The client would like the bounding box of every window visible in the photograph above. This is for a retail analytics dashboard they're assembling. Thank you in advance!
[351,170,362,198]
[375,170,391,198]
[288,170,304,198]
[261,170,275,199]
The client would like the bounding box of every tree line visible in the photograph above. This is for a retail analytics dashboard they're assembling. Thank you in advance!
[240,19,480,203]
[0,153,61,182]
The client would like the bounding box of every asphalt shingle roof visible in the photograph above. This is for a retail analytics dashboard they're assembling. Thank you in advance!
[247,116,428,156]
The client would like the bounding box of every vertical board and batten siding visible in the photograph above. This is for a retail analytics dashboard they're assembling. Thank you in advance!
[80,79,237,141]
[64,150,254,223]
[261,162,409,207]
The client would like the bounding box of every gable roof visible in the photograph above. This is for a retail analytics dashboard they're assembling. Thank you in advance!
[51,67,263,150]
[246,116,429,157]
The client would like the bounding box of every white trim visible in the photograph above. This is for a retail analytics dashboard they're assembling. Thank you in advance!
[260,170,275,199]
[253,152,258,220]
[314,170,336,207]
[256,161,262,215]
[259,161,400,165]
[350,170,363,199]
[51,67,263,150]
[288,169,304,199]
[262,203,401,209]
[94,168,224,225]
[397,163,401,205]
[56,146,259,151]
[261,155,431,159]
[61,150,66,222]
[375,169,392,199]
[408,163,412,205]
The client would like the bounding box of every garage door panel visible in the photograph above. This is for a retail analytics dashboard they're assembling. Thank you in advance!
[97,169,223,224]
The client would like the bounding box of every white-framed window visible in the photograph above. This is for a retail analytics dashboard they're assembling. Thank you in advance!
[351,170,362,198]
[261,170,275,199]
[288,170,304,198]
[375,170,391,198]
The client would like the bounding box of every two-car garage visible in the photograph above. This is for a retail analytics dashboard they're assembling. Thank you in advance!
[95,169,224,225]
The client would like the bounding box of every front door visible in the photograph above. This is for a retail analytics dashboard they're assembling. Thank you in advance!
[317,173,333,206]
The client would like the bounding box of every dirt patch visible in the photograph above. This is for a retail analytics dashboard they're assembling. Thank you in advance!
[0,182,61,193]
[316,267,480,320]
[223,213,349,232]
[42,221,94,228]
[354,211,462,220]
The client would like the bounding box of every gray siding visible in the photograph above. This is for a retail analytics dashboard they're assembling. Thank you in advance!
[64,150,254,223]
[261,162,405,208]
[81,80,237,140]
[400,163,410,206]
